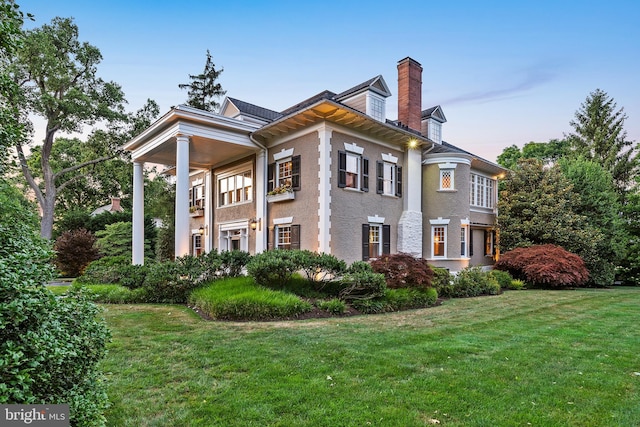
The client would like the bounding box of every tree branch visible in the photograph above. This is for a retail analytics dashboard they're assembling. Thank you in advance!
[15,143,44,207]
[56,172,88,193]
[53,152,117,182]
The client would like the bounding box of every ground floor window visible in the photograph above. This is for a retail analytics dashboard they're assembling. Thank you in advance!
[432,226,446,258]
[362,223,390,260]
[220,227,248,252]
[272,224,300,250]
[461,226,468,257]
[192,233,203,256]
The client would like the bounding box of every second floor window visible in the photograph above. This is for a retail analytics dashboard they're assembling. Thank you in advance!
[376,161,402,196]
[338,151,369,191]
[268,156,301,192]
[470,173,495,209]
[218,170,253,207]
[189,184,205,208]
[440,169,454,190]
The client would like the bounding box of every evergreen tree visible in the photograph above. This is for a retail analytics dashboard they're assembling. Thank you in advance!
[179,49,226,111]
[567,89,638,199]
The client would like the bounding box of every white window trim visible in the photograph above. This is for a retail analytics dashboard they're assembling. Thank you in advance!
[381,153,398,164]
[275,224,293,249]
[366,92,386,122]
[368,223,382,259]
[439,168,455,191]
[274,216,293,226]
[460,225,469,258]
[429,218,451,226]
[368,215,385,224]
[273,148,294,162]
[345,151,362,191]
[344,142,364,155]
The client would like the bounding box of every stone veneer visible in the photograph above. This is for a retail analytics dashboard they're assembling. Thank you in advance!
[397,210,423,257]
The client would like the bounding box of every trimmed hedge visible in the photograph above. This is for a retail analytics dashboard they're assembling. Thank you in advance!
[438,267,501,298]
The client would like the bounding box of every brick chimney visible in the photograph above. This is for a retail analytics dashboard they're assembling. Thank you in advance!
[110,197,123,212]
[397,57,422,133]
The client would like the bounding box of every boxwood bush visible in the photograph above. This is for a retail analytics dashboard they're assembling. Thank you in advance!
[439,267,501,298]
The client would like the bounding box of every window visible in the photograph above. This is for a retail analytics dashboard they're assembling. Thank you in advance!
[485,230,496,257]
[218,169,253,207]
[429,119,442,144]
[273,224,300,250]
[190,184,204,208]
[461,227,467,257]
[192,234,202,257]
[338,151,369,191]
[268,156,301,192]
[369,95,385,122]
[432,226,446,258]
[440,169,453,190]
[470,174,495,209]
[376,161,402,196]
[362,223,390,261]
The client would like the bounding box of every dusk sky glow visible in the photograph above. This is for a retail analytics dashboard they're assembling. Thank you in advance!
[22,0,640,162]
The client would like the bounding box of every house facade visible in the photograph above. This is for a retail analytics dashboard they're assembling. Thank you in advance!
[124,57,506,271]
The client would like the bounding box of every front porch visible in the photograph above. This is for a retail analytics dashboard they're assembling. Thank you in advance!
[123,105,267,264]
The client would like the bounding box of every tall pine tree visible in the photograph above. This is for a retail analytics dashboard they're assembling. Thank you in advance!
[567,89,638,199]
[179,50,226,112]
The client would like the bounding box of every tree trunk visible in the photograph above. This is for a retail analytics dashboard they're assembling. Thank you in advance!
[40,189,56,240]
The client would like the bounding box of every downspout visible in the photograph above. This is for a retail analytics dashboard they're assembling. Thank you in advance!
[250,133,268,253]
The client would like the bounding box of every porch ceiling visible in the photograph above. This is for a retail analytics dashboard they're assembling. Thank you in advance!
[124,105,261,170]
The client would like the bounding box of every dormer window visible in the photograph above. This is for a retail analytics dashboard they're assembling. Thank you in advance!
[367,93,385,122]
[429,119,442,144]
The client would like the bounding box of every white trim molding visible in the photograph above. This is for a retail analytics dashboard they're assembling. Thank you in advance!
[368,215,385,224]
[344,142,364,155]
[381,153,398,164]
[274,216,294,225]
[273,147,294,161]
[430,217,451,225]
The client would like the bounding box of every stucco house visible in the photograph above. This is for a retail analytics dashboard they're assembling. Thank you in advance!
[124,57,506,271]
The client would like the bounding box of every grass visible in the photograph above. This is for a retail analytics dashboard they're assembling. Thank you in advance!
[100,288,640,426]
[188,276,312,320]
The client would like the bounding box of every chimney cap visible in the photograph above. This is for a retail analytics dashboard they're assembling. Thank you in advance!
[397,57,422,67]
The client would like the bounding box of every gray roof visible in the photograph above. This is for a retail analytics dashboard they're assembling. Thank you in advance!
[280,90,336,116]
[334,75,391,100]
[227,97,282,122]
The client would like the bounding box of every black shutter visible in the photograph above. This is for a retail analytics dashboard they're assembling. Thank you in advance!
[291,155,301,191]
[268,226,274,250]
[362,157,369,192]
[268,163,275,192]
[188,188,194,206]
[396,165,403,197]
[338,151,346,188]
[376,161,384,194]
[382,224,391,255]
[362,224,370,261]
[469,229,474,256]
[492,230,497,256]
[291,224,301,250]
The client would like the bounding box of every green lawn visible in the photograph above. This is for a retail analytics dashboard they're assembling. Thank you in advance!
[101,288,640,426]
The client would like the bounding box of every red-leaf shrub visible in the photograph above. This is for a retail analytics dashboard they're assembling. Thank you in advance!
[370,253,434,289]
[54,228,101,277]
[495,244,589,288]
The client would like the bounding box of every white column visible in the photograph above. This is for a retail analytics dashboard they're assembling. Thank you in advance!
[317,126,333,253]
[132,161,145,265]
[175,134,191,258]
[204,171,212,252]
[397,147,423,256]
[254,149,267,253]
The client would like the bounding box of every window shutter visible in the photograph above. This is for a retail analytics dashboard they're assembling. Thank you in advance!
[362,224,370,261]
[382,224,391,255]
[376,161,384,194]
[338,151,347,188]
[469,229,474,256]
[188,188,194,206]
[291,155,301,191]
[291,224,301,250]
[362,157,369,192]
[268,163,275,192]
[268,226,274,250]
[396,166,403,197]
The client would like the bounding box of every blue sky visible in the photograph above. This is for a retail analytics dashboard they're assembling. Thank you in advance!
[22,0,640,162]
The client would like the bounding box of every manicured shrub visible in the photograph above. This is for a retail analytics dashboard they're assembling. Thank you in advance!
[298,250,347,290]
[219,250,251,278]
[441,267,501,298]
[489,269,514,289]
[352,287,438,314]
[348,261,374,274]
[318,298,347,315]
[76,255,131,285]
[188,277,312,320]
[54,228,101,277]
[431,267,452,295]
[142,261,204,303]
[118,264,151,289]
[338,271,387,301]
[495,244,589,288]
[370,253,434,289]
[247,250,300,288]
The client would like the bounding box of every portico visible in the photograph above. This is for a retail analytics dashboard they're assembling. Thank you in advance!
[123,105,267,264]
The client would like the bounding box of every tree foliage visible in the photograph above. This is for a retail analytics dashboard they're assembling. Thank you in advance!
[54,228,101,277]
[370,253,434,289]
[567,88,638,198]
[178,49,226,111]
[498,159,610,286]
[497,139,570,169]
